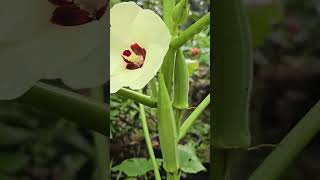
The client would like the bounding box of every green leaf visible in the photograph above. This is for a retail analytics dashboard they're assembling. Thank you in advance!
[179,143,206,174]
[0,152,29,173]
[186,60,199,76]
[112,158,162,177]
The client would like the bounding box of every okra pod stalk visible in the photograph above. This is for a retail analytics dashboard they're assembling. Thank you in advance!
[157,73,179,173]
[213,0,253,148]
[173,49,189,110]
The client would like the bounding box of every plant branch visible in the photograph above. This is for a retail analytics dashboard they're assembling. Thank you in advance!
[163,0,176,34]
[170,12,210,49]
[212,149,227,180]
[115,88,157,108]
[249,99,320,180]
[17,82,108,135]
[139,102,161,180]
[179,94,210,140]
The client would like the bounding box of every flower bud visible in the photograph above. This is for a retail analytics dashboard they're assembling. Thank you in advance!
[172,0,190,25]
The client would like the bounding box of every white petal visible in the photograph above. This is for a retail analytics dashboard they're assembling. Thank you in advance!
[110,69,142,93]
[110,2,142,39]
[0,1,54,44]
[0,46,42,100]
[110,30,130,75]
[0,12,108,99]
[109,2,171,93]
[59,41,108,89]
[130,9,172,48]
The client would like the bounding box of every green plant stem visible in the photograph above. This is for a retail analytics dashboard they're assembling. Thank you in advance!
[89,88,108,180]
[17,82,108,135]
[213,0,252,148]
[162,0,177,96]
[163,0,176,34]
[139,102,161,180]
[149,78,158,100]
[167,172,180,180]
[115,88,157,108]
[249,100,320,180]
[212,149,227,180]
[174,109,182,136]
[179,94,210,140]
[170,12,210,49]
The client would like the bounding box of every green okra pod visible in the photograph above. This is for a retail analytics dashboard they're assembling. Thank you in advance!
[213,0,253,148]
[157,73,179,173]
[173,49,189,110]
[161,48,176,96]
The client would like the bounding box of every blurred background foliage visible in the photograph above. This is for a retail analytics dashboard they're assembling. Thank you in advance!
[234,0,320,179]
[0,93,102,180]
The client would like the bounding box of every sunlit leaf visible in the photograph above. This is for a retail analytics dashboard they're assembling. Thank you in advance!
[112,158,162,177]
[179,143,206,174]
[186,60,200,76]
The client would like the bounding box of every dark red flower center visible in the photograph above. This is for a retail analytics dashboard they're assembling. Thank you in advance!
[49,0,107,26]
[121,43,147,70]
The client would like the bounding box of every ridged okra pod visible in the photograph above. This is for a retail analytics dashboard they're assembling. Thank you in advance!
[157,73,179,173]
[173,49,189,110]
[213,0,253,148]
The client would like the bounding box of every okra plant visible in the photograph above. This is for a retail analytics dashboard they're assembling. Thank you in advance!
[110,1,210,179]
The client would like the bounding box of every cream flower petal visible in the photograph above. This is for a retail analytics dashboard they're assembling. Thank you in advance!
[110,2,141,39]
[49,35,108,89]
[0,46,42,100]
[110,69,142,93]
[130,9,172,48]
[0,7,108,99]
[110,32,130,75]
[0,1,54,44]
[110,2,171,93]
[44,15,107,76]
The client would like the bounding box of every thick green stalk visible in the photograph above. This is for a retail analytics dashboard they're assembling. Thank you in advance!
[162,0,176,34]
[213,0,252,179]
[174,109,182,136]
[213,0,252,148]
[90,88,108,180]
[17,82,108,135]
[149,78,158,100]
[115,88,157,108]
[162,0,176,96]
[161,48,177,96]
[167,172,180,180]
[212,149,227,180]
[170,13,210,49]
[139,102,161,180]
[249,100,320,180]
[179,94,210,140]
